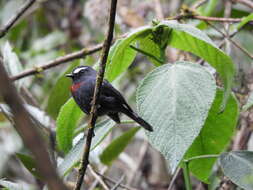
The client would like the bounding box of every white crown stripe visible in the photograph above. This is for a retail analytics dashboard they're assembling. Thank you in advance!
[73,67,87,74]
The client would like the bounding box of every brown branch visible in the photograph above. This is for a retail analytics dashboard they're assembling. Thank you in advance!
[88,165,110,190]
[95,170,137,190]
[11,44,102,81]
[74,0,118,189]
[206,21,253,59]
[0,58,68,190]
[0,0,36,38]
[168,14,245,23]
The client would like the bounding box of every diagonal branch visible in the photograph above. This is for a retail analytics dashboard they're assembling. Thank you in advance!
[0,0,36,38]
[168,14,253,24]
[0,58,68,190]
[74,0,118,189]
[11,44,102,81]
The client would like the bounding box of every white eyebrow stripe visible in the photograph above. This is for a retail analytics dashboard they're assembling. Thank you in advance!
[73,67,87,74]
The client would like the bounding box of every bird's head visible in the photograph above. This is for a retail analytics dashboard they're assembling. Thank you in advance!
[66,66,96,83]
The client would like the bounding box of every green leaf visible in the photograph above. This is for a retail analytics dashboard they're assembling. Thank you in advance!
[136,61,216,172]
[100,127,140,165]
[243,91,253,111]
[220,151,253,189]
[56,98,84,154]
[135,25,171,66]
[237,13,253,31]
[46,61,80,119]
[58,119,115,177]
[137,33,164,66]
[159,21,235,110]
[105,27,152,81]
[184,89,239,183]
[16,153,42,180]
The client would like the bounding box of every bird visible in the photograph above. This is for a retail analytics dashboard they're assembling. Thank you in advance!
[66,66,153,131]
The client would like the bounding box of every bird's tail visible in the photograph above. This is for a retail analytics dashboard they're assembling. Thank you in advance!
[122,109,153,132]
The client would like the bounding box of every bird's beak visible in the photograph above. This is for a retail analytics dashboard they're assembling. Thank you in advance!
[65,73,73,78]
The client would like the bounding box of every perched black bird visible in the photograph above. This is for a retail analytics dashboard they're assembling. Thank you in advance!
[66,66,153,131]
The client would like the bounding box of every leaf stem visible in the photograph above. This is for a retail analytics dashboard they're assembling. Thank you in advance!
[130,45,164,64]
[184,154,219,163]
[182,161,192,190]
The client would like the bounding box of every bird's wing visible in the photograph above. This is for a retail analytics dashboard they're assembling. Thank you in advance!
[101,80,133,112]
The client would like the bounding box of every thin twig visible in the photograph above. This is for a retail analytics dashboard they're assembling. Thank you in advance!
[206,21,253,59]
[74,0,118,189]
[230,40,253,59]
[0,59,67,189]
[11,44,102,81]
[95,171,137,190]
[192,0,208,9]
[111,175,125,190]
[127,141,149,185]
[167,168,181,190]
[88,167,108,190]
[0,0,36,38]
[168,14,247,23]
[88,165,110,190]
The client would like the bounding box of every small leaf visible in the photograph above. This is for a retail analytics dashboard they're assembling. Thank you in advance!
[100,127,140,165]
[56,98,84,153]
[58,119,115,177]
[184,89,239,182]
[105,27,152,81]
[237,13,253,31]
[136,61,216,172]
[220,151,253,189]
[46,61,80,119]
[16,153,42,180]
[243,91,253,111]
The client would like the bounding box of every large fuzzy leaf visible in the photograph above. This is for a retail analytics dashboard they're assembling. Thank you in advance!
[158,21,235,110]
[184,89,239,182]
[136,61,216,172]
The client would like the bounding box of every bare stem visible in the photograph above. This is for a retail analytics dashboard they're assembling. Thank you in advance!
[0,59,67,189]
[0,0,36,38]
[11,44,102,81]
[73,0,118,189]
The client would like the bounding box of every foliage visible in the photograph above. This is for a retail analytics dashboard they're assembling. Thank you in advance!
[0,0,252,189]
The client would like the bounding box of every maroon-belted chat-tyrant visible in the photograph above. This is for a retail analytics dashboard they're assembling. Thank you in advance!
[66,66,153,131]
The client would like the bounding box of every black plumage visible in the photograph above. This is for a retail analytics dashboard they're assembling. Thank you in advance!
[66,66,153,131]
